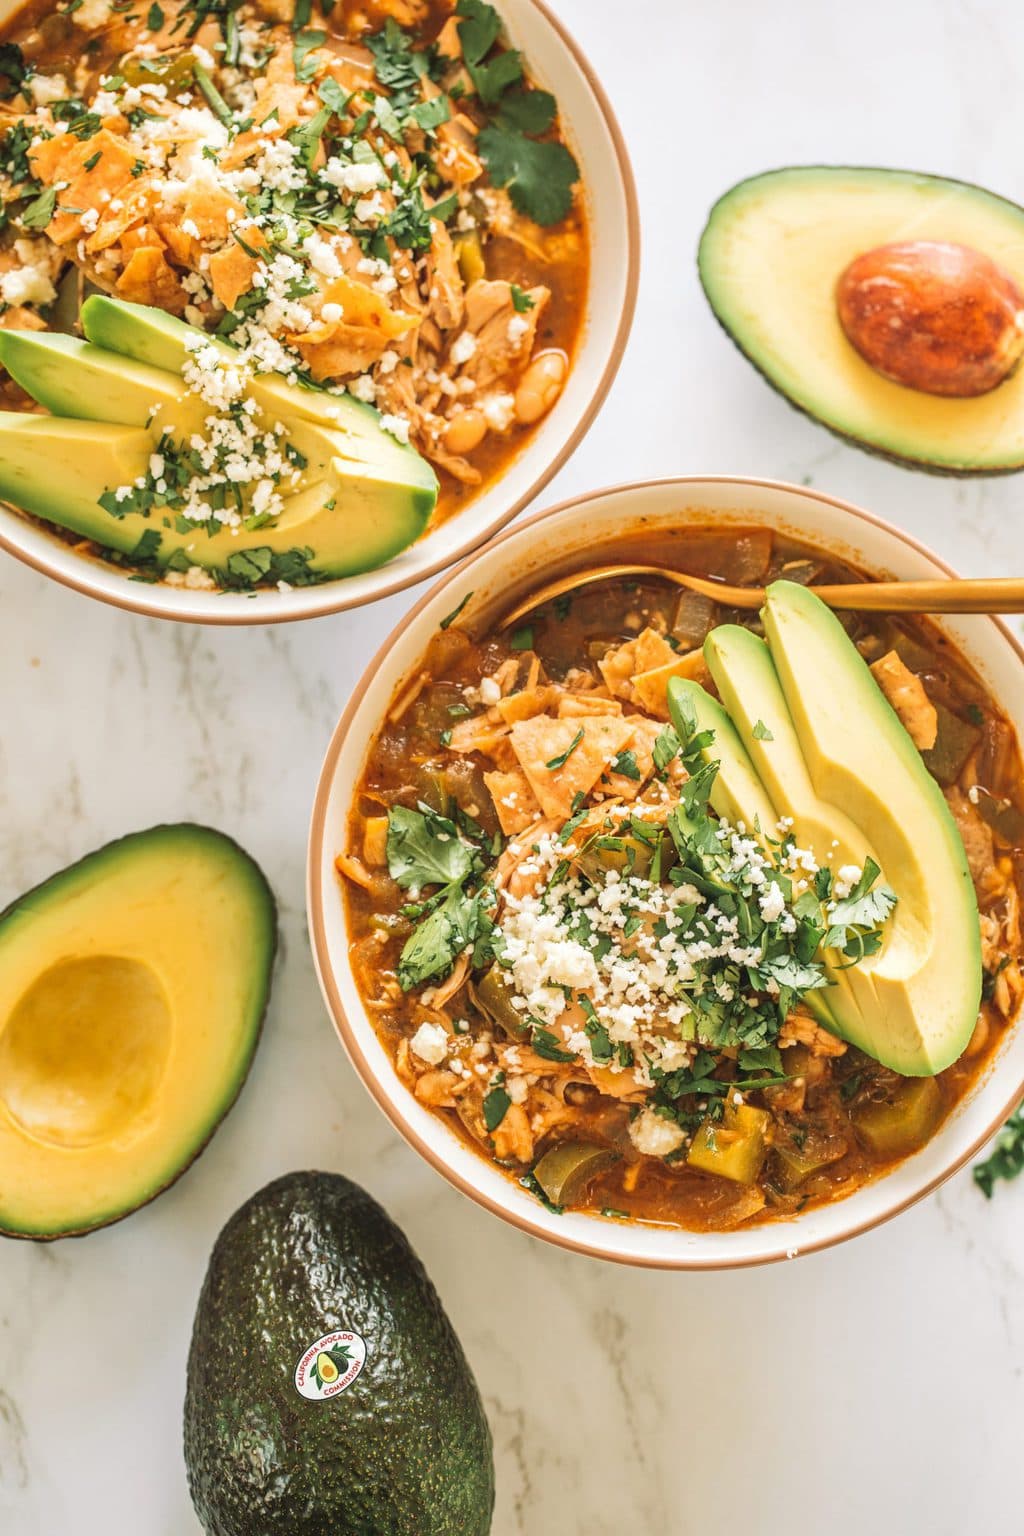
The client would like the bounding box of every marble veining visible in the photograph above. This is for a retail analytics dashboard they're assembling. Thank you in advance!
[4,0,1024,1530]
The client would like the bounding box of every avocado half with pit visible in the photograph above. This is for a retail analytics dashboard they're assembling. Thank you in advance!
[0,297,437,581]
[669,582,982,1076]
[0,825,275,1239]
[698,166,1024,473]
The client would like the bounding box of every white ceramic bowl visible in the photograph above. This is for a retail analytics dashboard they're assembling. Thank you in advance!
[0,0,637,624]
[308,477,1024,1268]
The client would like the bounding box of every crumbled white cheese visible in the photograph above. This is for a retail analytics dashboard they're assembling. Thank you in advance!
[834,864,863,899]
[482,392,516,432]
[410,1022,449,1066]
[629,1107,685,1158]
[378,412,411,445]
[449,331,477,367]
[479,676,502,706]
[29,73,68,107]
[507,314,531,344]
[73,0,113,28]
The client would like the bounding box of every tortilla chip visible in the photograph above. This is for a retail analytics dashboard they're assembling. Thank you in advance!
[631,649,708,719]
[208,235,266,310]
[602,717,663,800]
[115,246,185,314]
[495,686,556,725]
[29,130,140,245]
[289,274,420,378]
[447,714,509,758]
[484,768,542,836]
[510,713,634,819]
[557,693,623,718]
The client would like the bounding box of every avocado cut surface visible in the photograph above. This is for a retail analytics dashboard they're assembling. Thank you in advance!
[0,825,275,1239]
[681,582,980,1074]
[184,1171,495,1536]
[0,298,437,582]
[699,166,1024,473]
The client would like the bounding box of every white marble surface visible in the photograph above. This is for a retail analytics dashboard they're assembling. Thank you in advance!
[4,0,1024,1530]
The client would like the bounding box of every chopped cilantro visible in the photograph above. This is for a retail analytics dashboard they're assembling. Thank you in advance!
[609,748,641,781]
[509,625,534,651]
[146,0,164,27]
[483,1082,511,1132]
[0,43,27,102]
[293,28,326,83]
[530,1025,576,1063]
[752,719,774,741]
[20,186,57,230]
[510,283,535,312]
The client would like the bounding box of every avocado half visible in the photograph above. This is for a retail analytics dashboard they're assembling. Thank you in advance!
[698,166,1024,474]
[669,582,982,1077]
[0,825,276,1239]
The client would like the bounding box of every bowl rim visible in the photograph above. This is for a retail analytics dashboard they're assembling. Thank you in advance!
[307,473,1024,1268]
[0,0,640,627]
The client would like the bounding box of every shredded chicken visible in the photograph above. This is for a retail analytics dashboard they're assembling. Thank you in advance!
[870,651,938,750]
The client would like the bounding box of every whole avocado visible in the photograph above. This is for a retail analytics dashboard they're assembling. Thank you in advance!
[184,1171,494,1536]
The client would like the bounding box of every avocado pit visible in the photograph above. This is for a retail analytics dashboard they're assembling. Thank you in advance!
[836,239,1024,397]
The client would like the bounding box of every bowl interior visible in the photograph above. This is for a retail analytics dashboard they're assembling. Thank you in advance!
[309,477,1024,1268]
[0,0,636,624]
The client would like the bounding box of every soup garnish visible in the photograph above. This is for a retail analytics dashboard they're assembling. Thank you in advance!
[341,529,1024,1232]
[0,0,588,586]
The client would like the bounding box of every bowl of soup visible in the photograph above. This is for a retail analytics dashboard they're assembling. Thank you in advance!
[308,476,1024,1267]
[0,0,636,621]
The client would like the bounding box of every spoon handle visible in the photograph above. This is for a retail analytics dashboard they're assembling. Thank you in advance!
[814,578,1024,613]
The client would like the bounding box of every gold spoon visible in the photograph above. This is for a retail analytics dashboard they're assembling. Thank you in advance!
[500,564,1024,629]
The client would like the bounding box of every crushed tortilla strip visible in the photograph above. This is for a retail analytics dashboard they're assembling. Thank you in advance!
[509,713,634,818]
[484,767,542,835]
[29,129,140,245]
[495,685,556,725]
[870,650,938,750]
[602,716,662,800]
[115,246,185,313]
[631,648,708,719]
[557,692,623,718]
[289,273,420,379]
[208,234,266,310]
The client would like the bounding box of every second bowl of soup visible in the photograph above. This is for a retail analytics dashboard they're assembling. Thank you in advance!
[309,477,1024,1267]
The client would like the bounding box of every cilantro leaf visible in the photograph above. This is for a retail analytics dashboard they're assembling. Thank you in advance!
[397,882,487,989]
[20,185,57,230]
[386,804,474,891]
[483,1082,511,1131]
[530,1025,576,1063]
[497,87,556,135]
[653,724,682,774]
[752,719,774,741]
[456,0,501,65]
[293,28,326,83]
[510,282,535,312]
[609,749,641,781]
[974,1105,1024,1197]
[477,124,578,225]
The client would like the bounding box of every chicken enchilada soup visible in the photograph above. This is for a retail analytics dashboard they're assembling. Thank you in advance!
[0,0,587,588]
[340,528,1024,1232]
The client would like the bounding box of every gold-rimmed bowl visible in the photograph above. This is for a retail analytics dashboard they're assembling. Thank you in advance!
[0,0,638,624]
[308,476,1024,1269]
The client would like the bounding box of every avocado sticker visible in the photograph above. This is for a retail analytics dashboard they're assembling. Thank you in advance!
[294,1330,367,1400]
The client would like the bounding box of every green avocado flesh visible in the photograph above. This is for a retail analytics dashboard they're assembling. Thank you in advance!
[668,581,981,1075]
[0,297,437,582]
[185,1171,495,1536]
[0,825,275,1239]
[699,166,1024,473]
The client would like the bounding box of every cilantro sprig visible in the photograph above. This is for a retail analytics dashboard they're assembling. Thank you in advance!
[454,0,579,225]
[974,1104,1024,1198]
[386,803,501,989]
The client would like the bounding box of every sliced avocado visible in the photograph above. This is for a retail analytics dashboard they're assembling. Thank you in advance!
[699,166,1024,473]
[668,676,777,835]
[759,581,979,1073]
[184,1171,494,1536]
[0,301,437,583]
[81,294,433,480]
[0,825,275,1239]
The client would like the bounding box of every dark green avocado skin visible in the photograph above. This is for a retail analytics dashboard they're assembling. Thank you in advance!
[184,1171,495,1536]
